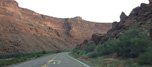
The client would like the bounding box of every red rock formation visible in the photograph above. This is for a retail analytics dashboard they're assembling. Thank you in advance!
[107,3,152,40]
[0,0,112,54]
[77,2,152,49]
[92,33,109,45]
[0,0,19,8]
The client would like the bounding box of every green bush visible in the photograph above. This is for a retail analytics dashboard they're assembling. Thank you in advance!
[72,48,81,54]
[85,43,96,53]
[87,51,98,58]
[138,49,152,65]
[42,51,47,54]
[77,50,86,56]
[72,48,86,56]
[115,27,152,58]
[97,40,115,56]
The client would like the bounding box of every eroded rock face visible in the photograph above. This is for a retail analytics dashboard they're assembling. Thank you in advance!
[0,0,18,8]
[76,33,109,49]
[108,3,152,40]
[76,3,152,50]
[72,16,83,20]
[120,12,128,22]
[92,33,109,45]
[0,0,112,54]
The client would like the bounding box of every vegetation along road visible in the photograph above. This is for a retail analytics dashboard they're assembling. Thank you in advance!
[9,52,90,67]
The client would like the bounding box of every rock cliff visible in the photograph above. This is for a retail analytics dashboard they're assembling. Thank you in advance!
[0,0,111,54]
[77,1,152,49]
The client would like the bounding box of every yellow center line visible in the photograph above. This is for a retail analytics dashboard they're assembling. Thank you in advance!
[42,55,58,67]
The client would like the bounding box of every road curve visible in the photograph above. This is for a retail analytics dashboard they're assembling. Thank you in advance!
[9,52,90,67]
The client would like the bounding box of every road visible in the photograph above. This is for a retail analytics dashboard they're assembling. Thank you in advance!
[9,52,90,67]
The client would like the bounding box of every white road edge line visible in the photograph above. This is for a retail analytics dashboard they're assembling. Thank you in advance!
[67,55,90,67]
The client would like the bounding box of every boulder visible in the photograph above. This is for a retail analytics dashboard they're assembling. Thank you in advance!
[92,33,109,45]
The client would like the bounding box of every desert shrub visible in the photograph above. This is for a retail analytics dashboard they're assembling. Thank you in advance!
[72,48,86,56]
[138,48,152,65]
[72,48,80,54]
[42,51,47,54]
[85,43,96,53]
[27,24,33,27]
[115,27,152,58]
[83,40,88,44]
[87,51,98,58]
[97,40,115,56]
[78,50,86,56]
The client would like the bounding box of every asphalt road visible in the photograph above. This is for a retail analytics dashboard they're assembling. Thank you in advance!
[9,52,90,67]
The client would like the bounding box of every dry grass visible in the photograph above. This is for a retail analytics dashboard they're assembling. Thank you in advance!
[70,53,152,67]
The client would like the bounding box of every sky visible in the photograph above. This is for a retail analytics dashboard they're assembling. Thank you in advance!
[15,0,149,23]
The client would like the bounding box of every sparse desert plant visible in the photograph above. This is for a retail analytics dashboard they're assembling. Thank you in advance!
[87,51,98,58]
[138,48,152,65]
[85,43,96,53]
[42,51,47,54]
[83,40,88,44]
[27,23,33,27]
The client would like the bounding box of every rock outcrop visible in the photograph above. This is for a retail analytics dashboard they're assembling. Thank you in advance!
[108,3,152,39]
[92,33,109,45]
[0,0,112,54]
[0,0,19,8]
[77,2,152,49]
[120,12,128,22]
[72,16,83,20]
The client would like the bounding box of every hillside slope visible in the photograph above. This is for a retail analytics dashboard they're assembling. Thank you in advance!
[73,1,152,66]
[77,2,152,49]
[0,0,111,54]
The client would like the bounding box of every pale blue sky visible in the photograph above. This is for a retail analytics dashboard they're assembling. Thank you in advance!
[15,0,149,22]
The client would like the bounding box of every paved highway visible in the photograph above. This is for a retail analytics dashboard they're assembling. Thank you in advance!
[9,52,90,67]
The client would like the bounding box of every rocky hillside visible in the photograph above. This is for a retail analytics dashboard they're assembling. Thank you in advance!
[73,1,152,66]
[77,1,152,49]
[0,0,111,54]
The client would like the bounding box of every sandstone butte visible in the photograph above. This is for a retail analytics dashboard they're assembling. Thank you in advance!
[0,0,112,54]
